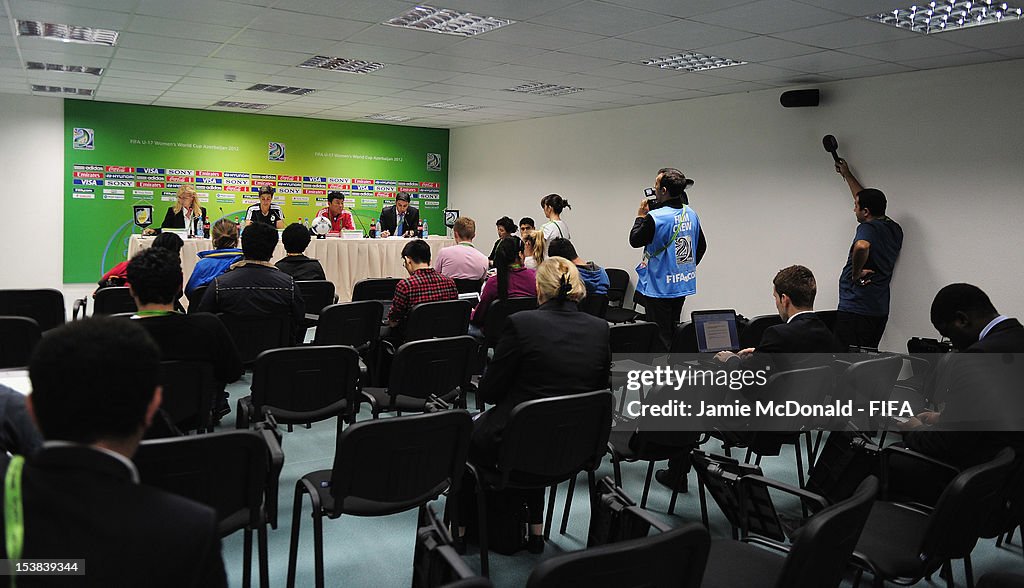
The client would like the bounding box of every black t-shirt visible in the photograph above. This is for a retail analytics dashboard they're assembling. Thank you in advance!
[275,255,326,281]
[245,204,284,226]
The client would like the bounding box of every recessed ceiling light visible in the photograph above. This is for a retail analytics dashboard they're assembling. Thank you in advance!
[298,55,385,74]
[31,84,94,96]
[366,114,414,121]
[422,102,481,111]
[505,82,584,97]
[641,52,747,72]
[385,5,514,37]
[17,20,119,46]
[213,100,270,110]
[246,83,316,96]
[26,61,104,76]
[867,1,1023,33]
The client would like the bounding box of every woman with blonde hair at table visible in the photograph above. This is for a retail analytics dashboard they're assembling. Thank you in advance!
[160,185,207,233]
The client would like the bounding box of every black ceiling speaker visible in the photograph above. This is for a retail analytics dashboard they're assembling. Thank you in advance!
[780,89,820,108]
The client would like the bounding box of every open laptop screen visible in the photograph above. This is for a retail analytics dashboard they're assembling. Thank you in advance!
[692,309,740,353]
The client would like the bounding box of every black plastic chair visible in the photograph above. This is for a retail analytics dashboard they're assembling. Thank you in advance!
[526,522,710,588]
[364,335,476,417]
[401,299,472,344]
[701,475,879,588]
[93,286,138,315]
[606,423,704,515]
[187,284,209,311]
[467,390,614,576]
[693,451,766,538]
[852,447,1017,588]
[295,280,337,315]
[477,297,537,384]
[159,360,218,433]
[237,345,361,429]
[609,321,661,354]
[453,278,483,295]
[828,355,903,446]
[604,269,638,324]
[578,293,609,319]
[218,313,294,365]
[312,301,383,348]
[739,314,784,349]
[817,309,838,334]
[286,411,472,588]
[0,289,65,331]
[669,321,697,353]
[134,429,283,588]
[413,504,492,588]
[352,277,400,302]
[978,573,1024,588]
[0,316,41,369]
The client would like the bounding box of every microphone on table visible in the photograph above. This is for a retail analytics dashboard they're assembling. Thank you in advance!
[354,210,368,237]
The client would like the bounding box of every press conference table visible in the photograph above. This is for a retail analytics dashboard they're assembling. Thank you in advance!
[128,234,456,303]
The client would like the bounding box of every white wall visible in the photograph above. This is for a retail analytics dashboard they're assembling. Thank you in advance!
[0,94,64,289]
[449,58,1024,351]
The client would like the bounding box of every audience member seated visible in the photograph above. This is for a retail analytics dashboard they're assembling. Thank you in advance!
[127,247,243,422]
[98,231,183,290]
[458,256,610,553]
[470,236,536,332]
[547,237,609,296]
[275,223,327,281]
[386,239,458,341]
[522,229,545,270]
[185,218,242,297]
[518,217,535,235]
[434,217,488,281]
[898,283,1024,469]
[488,216,517,266]
[0,383,42,456]
[197,221,304,333]
[1,317,226,586]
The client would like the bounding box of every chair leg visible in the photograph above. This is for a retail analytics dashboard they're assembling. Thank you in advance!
[612,455,623,487]
[853,567,863,588]
[794,443,808,518]
[243,527,253,588]
[964,554,975,588]
[258,524,270,588]
[667,465,683,516]
[698,477,709,528]
[313,511,326,588]
[812,431,824,465]
[286,482,305,588]
[803,431,815,471]
[544,485,557,540]
[941,560,954,588]
[641,461,655,509]
[476,479,490,577]
[754,454,762,466]
[744,447,752,464]
[560,474,577,535]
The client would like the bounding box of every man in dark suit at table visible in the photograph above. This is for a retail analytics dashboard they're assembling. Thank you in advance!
[379,193,420,238]
[0,317,226,587]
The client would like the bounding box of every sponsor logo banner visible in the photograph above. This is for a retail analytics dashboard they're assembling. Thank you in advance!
[420,182,439,188]
[223,172,250,178]
[290,196,310,204]
[398,181,419,187]
[73,171,103,179]
[304,182,326,190]
[328,183,349,190]
[222,178,249,186]
[136,167,165,174]
[105,173,135,180]
[166,175,194,183]
[197,170,222,177]
[252,180,276,187]
[73,189,95,199]
[278,175,301,181]
[195,177,222,184]
[361,198,378,206]
[303,176,326,183]
[103,192,125,200]
[73,179,103,186]
[73,164,104,171]
[216,195,235,203]
[165,168,194,176]
[327,177,350,183]
[398,186,417,193]
[303,189,326,195]
[138,181,164,188]
[251,173,276,180]
[352,178,373,185]
[132,190,154,196]
[223,185,248,192]
[105,166,132,173]
[375,180,397,186]
[105,180,135,187]
[276,181,302,188]
[276,187,302,194]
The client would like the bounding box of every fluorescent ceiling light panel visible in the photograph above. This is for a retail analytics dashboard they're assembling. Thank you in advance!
[247,83,316,96]
[298,55,385,74]
[641,52,747,72]
[26,61,104,76]
[366,114,414,121]
[422,102,481,110]
[384,5,514,37]
[867,1,1023,33]
[213,100,270,110]
[17,20,119,46]
[505,82,584,97]
[31,84,94,96]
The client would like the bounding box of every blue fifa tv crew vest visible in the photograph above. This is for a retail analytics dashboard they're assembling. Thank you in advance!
[636,204,700,299]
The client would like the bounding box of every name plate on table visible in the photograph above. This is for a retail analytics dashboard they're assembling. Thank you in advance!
[341,230,364,239]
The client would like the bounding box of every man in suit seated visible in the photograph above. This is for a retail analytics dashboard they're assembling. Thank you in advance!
[379,193,420,238]
[0,317,226,586]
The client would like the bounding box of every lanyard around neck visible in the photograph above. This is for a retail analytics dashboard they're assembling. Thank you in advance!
[5,455,25,588]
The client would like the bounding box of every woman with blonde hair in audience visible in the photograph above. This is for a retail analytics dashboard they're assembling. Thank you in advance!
[522,228,545,269]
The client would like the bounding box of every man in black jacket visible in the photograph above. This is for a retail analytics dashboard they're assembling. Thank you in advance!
[379,193,420,238]
[275,222,327,281]
[1,317,226,587]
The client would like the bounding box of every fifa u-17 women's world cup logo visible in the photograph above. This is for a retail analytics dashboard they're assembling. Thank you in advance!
[73,128,94,150]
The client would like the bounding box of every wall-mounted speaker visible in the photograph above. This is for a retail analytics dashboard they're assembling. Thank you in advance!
[780,89,820,108]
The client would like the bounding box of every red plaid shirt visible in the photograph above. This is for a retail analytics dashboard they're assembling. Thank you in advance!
[388,267,458,325]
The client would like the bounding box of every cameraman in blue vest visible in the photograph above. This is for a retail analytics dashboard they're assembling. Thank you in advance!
[629,168,708,350]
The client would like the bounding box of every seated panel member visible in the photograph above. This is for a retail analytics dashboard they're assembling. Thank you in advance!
[547,237,610,296]
[434,216,488,281]
[387,239,458,339]
[379,192,420,238]
[314,191,355,234]
[276,223,327,281]
[2,317,227,587]
[185,219,243,297]
[159,184,207,232]
[245,186,284,229]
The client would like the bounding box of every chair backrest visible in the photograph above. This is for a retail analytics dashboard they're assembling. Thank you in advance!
[836,355,903,429]
[482,297,537,347]
[739,314,784,349]
[251,345,361,424]
[295,280,336,315]
[0,289,64,331]
[774,476,879,588]
[313,301,383,348]
[330,410,472,515]
[453,278,483,295]
[609,321,661,354]
[922,447,1017,561]
[218,313,294,364]
[93,286,138,315]
[760,366,834,429]
[816,309,838,334]
[578,293,609,319]
[352,278,400,302]
[134,430,269,533]
[404,300,472,343]
[669,321,697,353]
[0,316,41,369]
[526,522,709,588]
[159,360,217,433]
[605,268,631,305]
[496,390,614,487]
[692,451,766,535]
[187,284,208,312]
[387,336,477,408]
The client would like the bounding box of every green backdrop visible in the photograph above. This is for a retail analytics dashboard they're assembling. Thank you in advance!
[64,100,449,282]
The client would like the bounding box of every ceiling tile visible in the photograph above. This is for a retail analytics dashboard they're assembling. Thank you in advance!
[505,51,619,73]
[475,23,604,51]
[696,62,806,82]
[322,41,426,65]
[585,62,683,82]
[639,71,744,91]
[899,51,1007,70]
[434,38,548,62]
[622,19,755,50]
[842,36,972,61]
[370,64,461,83]
[697,35,821,61]
[19,47,111,67]
[195,57,290,75]
[95,70,182,83]
[229,31,341,55]
[529,1,661,36]
[211,45,313,67]
[561,37,683,61]
[691,0,847,35]
[402,53,502,73]
[600,0,761,19]
[115,33,221,57]
[828,61,913,79]
[282,0,413,22]
[478,63,572,83]
[789,0,910,17]
[127,16,238,43]
[931,20,1024,51]
[246,10,370,40]
[135,0,265,26]
[9,0,134,29]
[430,0,580,21]
[114,48,206,66]
[762,50,882,73]
[17,37,115,58]
[440,72,527,90]
[107,60,193,76]
[344,24,468,53]
[771,17,918,49]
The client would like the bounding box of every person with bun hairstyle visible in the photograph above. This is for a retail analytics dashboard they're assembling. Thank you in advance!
[460,256,610,554]
[470,236,536,329]
[539,193,571,256]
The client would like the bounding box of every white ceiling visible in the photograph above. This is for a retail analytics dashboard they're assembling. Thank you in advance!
[1,0,1021,128]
